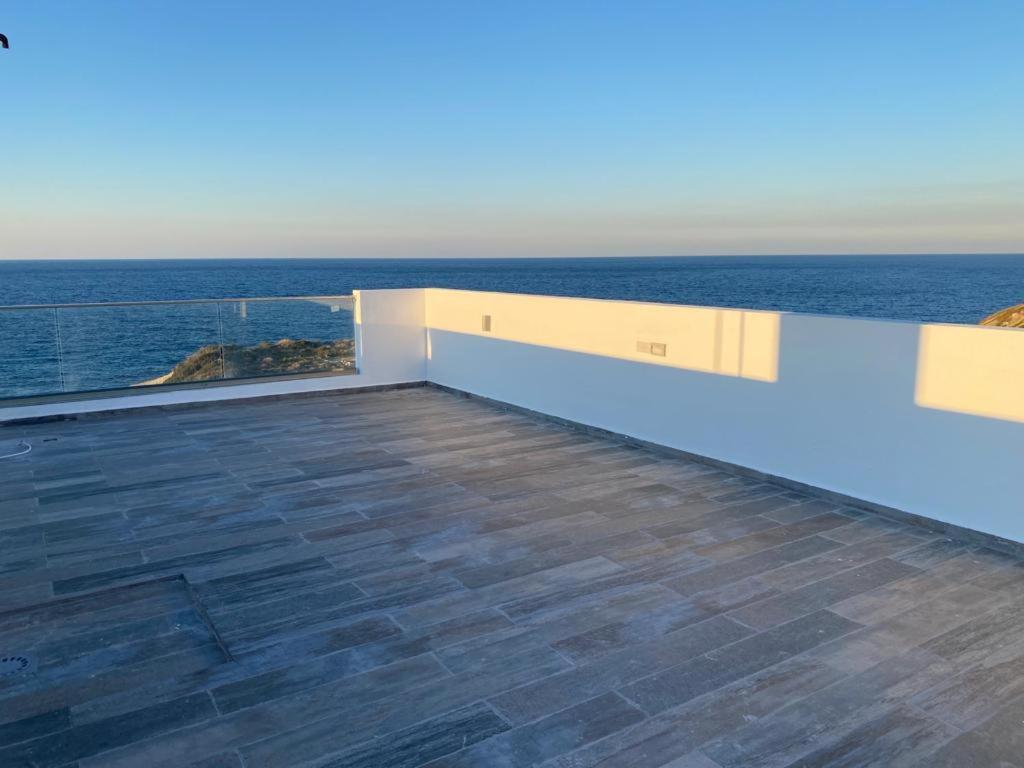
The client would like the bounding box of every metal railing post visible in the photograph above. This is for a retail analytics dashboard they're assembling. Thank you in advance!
[53,307,66,393]
[216,302,227,380]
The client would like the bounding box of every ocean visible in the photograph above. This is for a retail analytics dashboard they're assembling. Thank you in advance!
[1,255,1022,399]
[1,254,1021,323]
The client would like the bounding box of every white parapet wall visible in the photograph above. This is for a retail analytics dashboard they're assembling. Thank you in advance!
[424,288,1024,545]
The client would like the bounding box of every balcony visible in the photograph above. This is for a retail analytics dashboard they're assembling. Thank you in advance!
[1,289,1023,767]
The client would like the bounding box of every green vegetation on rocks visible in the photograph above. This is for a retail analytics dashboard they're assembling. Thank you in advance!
[144,338,355,385]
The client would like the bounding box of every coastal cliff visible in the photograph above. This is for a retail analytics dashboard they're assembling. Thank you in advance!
[980,304,1024,328]
[139,338,355,386]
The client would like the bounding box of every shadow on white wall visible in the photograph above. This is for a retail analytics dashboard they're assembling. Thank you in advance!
[426,290,780,383]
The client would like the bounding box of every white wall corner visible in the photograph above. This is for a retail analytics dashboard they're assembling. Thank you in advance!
[353,288,429,385]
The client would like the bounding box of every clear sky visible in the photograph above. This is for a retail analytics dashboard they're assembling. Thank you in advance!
[1,0,1022,259]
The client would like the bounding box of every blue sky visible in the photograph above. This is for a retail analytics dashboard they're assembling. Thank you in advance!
[1,0,1022,258]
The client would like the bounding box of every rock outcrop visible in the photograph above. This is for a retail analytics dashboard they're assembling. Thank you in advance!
[139,338,355,386]
[980,304,1024,328]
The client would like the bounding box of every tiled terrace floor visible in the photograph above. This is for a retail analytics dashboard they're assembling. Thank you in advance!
[2,387,1024,767]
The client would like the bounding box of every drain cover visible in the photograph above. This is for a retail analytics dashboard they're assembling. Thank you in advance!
[0,656,32,677]
[0,440,31,459]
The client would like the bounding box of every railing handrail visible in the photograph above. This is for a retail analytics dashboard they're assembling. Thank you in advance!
[0,295,355,311]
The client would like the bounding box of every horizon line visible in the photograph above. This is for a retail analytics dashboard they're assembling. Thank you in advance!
[2,251,1024,263]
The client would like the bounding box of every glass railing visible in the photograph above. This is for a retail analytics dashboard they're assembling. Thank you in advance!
[0,296,356,400]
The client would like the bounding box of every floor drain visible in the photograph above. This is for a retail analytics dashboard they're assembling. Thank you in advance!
[0,441,32,460]
[0,656,32,677]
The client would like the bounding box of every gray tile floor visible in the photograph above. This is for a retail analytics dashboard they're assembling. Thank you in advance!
[2,386,1024,767]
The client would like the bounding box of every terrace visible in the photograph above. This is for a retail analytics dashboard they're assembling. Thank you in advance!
[2,289,1024,767]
